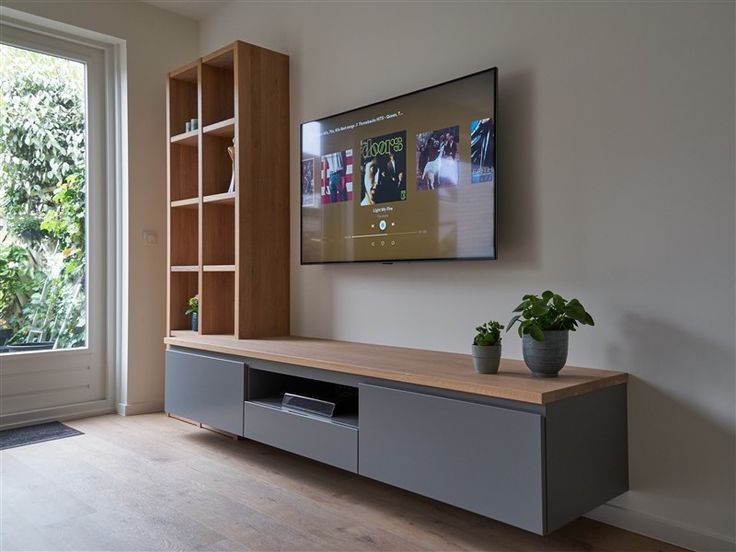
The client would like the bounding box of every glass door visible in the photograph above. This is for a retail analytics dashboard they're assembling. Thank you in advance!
[0,23,110,426]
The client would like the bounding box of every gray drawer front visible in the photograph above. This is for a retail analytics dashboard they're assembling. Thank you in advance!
[244,402,358,473]
[165,350,245,435]
[359,383,544,534]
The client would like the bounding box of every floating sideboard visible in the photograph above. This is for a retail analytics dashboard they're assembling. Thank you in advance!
[163,334,629,535]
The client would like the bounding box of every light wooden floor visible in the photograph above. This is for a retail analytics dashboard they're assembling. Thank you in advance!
[1,413,686,552]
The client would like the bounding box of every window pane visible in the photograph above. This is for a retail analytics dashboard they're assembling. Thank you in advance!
[0,44,87,352]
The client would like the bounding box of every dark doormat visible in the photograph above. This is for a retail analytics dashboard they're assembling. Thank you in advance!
[0,421,83,450]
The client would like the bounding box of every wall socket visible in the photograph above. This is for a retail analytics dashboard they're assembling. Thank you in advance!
[142,230,158,245]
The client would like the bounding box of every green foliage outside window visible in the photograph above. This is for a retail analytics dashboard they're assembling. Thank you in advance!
[0,45,86,347]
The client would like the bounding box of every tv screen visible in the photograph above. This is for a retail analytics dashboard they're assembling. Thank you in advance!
[300,68,497,264]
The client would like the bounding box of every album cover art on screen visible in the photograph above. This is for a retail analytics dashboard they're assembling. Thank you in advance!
[359,130,407,206]
[416,125,459,191]
[470,118,495,184]
[301,158,317,207]
[320,149,353,204]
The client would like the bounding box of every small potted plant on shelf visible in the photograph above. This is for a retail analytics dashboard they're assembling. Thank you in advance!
[185,295,199,332]
[506,290,594,377]
[471,320,504,374]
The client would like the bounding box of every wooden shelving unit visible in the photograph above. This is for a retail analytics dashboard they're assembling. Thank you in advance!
[166,41,289,338]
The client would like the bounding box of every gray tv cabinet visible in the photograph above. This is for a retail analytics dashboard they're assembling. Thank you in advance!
[164,335,628,535]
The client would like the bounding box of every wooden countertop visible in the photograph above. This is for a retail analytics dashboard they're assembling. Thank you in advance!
[163,334,627,405]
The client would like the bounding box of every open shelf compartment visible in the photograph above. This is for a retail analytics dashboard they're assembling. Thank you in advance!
[169,271,198,335]
[202,202,234,266]
[200,271,235,335]
[202,134,235,196]
[201,47,234,127]
[170,206,198,266]
[168,65,198,138]
[247,369,359,429]
[170,143,198,201]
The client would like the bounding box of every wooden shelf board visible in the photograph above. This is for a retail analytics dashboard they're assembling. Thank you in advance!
[203,265,236,272]
[203,191,235,205]
[170,329,198,338]
[169,61,198,82]
[197,334,237,341]
[171,197,198,209]
[202,45,234,69]
[163,335,628,405]
[171,265,199,272]
[170,129,198,146]
[203,118,235,138]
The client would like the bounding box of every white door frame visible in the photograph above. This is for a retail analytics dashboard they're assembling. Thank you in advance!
[0,10,126,428]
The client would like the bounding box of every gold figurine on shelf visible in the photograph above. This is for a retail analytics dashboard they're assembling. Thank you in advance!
[227,142,235,193]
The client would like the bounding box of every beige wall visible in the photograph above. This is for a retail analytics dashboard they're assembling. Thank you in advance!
[200,1,735,550]
[4,0,199,412]
[3,1,732,549]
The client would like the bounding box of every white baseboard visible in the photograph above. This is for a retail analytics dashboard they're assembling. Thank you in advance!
[586,503,735,552]
[0,399,115,430]
[116,400,164,416]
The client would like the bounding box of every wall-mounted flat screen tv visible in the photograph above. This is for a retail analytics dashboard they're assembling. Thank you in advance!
[300,68,497,264]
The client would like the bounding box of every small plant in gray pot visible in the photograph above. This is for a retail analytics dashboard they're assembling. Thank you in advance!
[471,320,504,374]
[185,295,199,332]
[507,291,594,377]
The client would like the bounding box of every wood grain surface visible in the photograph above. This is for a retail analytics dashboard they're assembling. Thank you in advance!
[164,334,627,404]
[1,413,681,552]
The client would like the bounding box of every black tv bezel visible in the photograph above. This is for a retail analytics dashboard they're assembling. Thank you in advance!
[299,67,498,266]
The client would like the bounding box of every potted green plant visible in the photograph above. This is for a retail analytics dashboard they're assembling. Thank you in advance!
[185,295,199,332]
[507,291,594,377]
[471,320,504,374]
[0,317,12,347]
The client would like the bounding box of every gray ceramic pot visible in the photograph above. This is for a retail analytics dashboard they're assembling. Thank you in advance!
[471,344,501,374]
[522,330,569,377]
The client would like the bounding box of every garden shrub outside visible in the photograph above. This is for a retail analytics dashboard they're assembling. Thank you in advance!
[0,45,87,349]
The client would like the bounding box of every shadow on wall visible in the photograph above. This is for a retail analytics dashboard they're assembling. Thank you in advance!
[608,314,735,533]
[496,68,539,271]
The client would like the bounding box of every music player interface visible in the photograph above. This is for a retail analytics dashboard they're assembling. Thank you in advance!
[301,70,496,263]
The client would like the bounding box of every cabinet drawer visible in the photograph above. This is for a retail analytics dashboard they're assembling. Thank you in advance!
[165,350,245,435]
[359,384,544,534]
[244,401,358,473]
